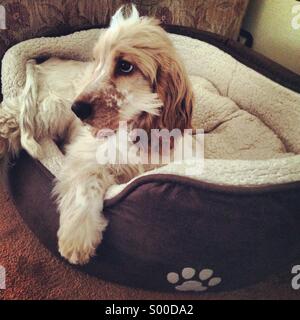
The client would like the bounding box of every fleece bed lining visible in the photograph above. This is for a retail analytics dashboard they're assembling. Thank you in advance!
[1,29,300,198]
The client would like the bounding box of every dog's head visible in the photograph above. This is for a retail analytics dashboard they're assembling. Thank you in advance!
[72,5,193,134]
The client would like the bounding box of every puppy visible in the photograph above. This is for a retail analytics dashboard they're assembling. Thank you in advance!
[54,5,194,265]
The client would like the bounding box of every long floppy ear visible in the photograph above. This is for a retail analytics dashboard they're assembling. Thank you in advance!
[155,54,194,132]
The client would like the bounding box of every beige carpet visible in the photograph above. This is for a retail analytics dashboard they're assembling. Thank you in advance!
[0,185,299,300]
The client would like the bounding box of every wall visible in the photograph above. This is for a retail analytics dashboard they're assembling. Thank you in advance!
[243,0,300,74]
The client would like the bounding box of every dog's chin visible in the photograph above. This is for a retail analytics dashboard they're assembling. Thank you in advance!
[83,116,121,137]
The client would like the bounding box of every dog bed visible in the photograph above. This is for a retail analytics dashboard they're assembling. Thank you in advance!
[3,26,300,293]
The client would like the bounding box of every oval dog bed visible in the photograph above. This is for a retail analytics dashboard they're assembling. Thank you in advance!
[3,26,300,293]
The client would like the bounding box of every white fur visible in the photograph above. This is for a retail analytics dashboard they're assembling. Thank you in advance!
[110,4,139,29]
[0,57,94,159]
[53,126,144,264]
[55,5,165,265]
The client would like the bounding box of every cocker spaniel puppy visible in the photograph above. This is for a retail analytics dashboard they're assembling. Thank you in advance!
[54,5,194,264]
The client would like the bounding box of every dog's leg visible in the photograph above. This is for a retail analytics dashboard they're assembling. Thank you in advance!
[55,163,114,265]
[18,60,44,159]
[54,128,145,265]
[53,130,116,264]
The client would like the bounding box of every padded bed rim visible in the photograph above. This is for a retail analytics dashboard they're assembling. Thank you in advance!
[165,25,300,94]
[19,152,300,208]
[1,26,299,192]
[0,25,299,102]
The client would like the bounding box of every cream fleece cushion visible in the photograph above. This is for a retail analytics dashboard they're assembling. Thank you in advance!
[1,29,300,198]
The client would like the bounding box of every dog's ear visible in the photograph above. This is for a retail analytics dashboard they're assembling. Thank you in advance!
[155,55,194,132]
[110,4,140,28]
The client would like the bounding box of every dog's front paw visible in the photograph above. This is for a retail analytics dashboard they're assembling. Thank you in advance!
[58,215,108,265]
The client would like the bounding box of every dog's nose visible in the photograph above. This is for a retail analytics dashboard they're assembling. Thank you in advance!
[71,101,92,120]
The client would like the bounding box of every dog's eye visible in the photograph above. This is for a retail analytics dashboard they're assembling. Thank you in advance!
[117,60,134,74]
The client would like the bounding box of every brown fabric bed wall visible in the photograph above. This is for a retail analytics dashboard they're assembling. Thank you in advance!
[6,150,300,292]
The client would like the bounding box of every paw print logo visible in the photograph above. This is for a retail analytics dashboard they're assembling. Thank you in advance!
[167,267,221,292]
